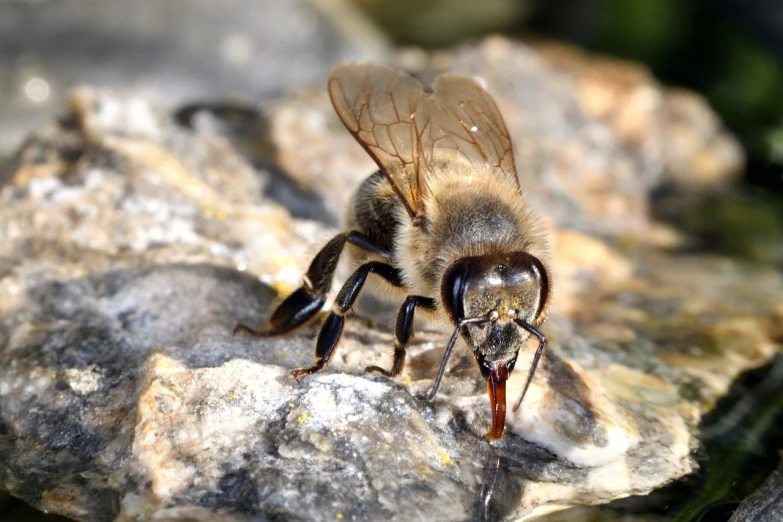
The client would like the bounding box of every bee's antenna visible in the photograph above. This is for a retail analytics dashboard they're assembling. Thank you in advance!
[428,316,492,401]
[512,319,547,412]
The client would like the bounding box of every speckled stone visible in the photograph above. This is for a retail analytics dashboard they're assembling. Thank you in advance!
[0,38,780,522]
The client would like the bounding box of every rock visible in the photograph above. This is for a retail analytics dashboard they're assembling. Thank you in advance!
[549,229,634,319]
[728,457,783,522]
[1,37,781,521]
[532,42,745,189]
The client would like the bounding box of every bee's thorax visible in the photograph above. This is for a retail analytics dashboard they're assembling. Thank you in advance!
[395,165,550,307]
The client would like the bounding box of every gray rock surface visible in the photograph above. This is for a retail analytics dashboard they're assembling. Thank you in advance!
[729,458,783,522]
[0,38,781,521]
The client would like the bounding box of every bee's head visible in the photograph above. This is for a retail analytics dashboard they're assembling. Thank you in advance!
[440,251,549,438]
[441,252,548,368]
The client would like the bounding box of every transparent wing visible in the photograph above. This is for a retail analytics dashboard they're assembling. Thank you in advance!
[328,63,426,219]
[328,63,518,220]
[418,74,518,182]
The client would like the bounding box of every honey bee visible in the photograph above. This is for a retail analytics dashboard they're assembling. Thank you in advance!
[235,63,551,439]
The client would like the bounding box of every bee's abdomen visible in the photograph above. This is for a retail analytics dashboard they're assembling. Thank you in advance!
[346,171,400,258]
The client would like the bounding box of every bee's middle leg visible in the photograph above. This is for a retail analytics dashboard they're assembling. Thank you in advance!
[233,231,389,338]
[291,261,404,379]
[366,295,436,377]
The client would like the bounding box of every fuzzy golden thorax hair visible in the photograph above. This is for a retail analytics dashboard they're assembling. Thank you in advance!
[394,164,551,309]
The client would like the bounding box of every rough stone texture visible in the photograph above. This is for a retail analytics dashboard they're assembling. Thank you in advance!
[0,38,781,522]
[729,458,783,522]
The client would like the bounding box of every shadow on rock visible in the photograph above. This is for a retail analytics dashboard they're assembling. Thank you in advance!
[174,101,338,225]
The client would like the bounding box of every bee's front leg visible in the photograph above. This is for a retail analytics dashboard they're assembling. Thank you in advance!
[291,261,404,379]
[233,231,390,338]
[366,295,435,377]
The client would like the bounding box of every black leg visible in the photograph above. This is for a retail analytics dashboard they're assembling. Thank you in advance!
[233,231,391,337]
[291,261,404,379]
[428,316,492,400]
[366,295,435,377]
[512,319,547,412]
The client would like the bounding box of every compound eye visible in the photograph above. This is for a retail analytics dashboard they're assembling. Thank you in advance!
[440,260,469,323]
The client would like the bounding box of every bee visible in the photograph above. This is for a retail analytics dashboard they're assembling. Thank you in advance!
[235,63,551,439]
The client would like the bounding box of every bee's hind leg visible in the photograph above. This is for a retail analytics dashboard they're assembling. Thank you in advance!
[232,286,325,338]
[366,295,435,377]
[291,261,404,379]
[233,231,390,338]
